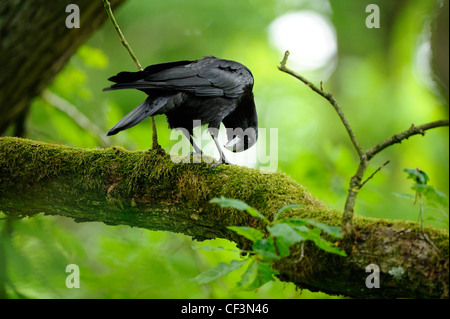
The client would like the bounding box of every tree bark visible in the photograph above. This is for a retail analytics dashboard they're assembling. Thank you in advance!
[1,137,448,298]
[431,0,449,108]
[0,0,126,135]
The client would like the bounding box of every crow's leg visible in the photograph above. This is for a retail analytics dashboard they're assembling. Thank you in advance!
[182,129,203,155]
[208,127,231,169]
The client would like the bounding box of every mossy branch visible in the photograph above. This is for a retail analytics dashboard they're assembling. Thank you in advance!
[0,137,448,298]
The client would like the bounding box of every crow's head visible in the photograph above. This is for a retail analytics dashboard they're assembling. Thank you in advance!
[223,94,258,153]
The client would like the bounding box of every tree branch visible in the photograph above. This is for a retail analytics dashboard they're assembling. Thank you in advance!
[360,160,390,189]
[42,90,110,148]
[102,0,160,149]
[0,137,448,298]
[278,51,449,245]
[102,0,142,70]
[0,0,126,135]
[278,51,364,157]
[366,120,450,160]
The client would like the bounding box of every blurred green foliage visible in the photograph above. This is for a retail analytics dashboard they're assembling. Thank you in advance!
[1,0,448,298]
[191,197,345,291]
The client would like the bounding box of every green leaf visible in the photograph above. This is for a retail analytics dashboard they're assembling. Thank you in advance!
[237,261,279,290]
[210,197,250,210]
[273,204,303,222]
[267,223,304,246]
[251,238,279,261]
[227,226,265,243]
[411,183,429,194]
[191,259,248,285]
[392,192,415,200]
[272,237,292,258]
[435,208,449,219]
[254,262,279,288]
[283,218,343,238]
[313,238,346,256]
[237,260,257,289]
[403,168,430,185]
[293,228,346,256]
[280,217,308,227]
[210,197,269,223]
[423,185,449,208]
[304,220,343,238]
[192,246,242,253]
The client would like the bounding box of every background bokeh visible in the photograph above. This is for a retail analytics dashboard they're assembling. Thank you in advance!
[1,0,448,298]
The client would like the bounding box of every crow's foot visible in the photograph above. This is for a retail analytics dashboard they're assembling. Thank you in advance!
[208,160,232,171]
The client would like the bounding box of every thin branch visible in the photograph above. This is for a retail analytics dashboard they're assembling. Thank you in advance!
[102,0,142,71]
[341,120,448,242]
[366,120,449,160]
[422,231,441,256]
[42,90,110,147]
[360,160,390,189]
[278,50,449,246]
[278,51,364,157]
[102,0,160,149]
[0,136,448,298]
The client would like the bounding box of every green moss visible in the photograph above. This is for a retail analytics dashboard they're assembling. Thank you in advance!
[1,136,448,243]
[1,137,447,298]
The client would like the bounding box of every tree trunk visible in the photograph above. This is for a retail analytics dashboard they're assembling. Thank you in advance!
[1,137,448,298]
[0,0,126,135]
[431,0,449,108]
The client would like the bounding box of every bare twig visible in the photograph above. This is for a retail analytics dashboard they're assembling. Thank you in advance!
[102,0,142,70]
[102,0,160,149]
[360,160,390,189]
[366,120,450,160]
[417,190,441,256]
[422,231,441,256]
[42,90,110,147]
[278,50,449,248]
[279,51,363,157]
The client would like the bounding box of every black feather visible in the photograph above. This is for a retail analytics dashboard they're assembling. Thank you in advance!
[104,56,258,164]
[106,95,175,136]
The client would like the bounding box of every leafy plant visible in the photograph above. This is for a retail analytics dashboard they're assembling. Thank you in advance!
[191,197,346,290]
[393,168,449,229]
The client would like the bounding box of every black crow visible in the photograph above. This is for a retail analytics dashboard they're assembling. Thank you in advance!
[103,56,258,168]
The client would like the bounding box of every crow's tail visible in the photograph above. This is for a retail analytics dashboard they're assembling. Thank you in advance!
[106,97,164,136]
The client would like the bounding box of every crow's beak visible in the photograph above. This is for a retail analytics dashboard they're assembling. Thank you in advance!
[224,136,243,152]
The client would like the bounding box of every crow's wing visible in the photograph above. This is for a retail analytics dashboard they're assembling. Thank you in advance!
[104,57,253,99]
[107,60,192,84]
[106,94,182,136]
